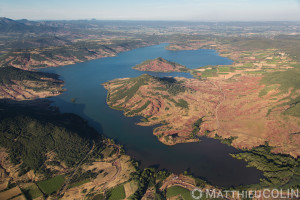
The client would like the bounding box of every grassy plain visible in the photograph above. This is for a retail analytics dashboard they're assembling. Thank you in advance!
[37,175,65,195]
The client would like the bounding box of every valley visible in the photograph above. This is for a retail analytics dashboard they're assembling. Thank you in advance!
[0,17,300,199]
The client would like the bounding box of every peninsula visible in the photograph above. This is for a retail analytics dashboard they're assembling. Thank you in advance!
[104,42,300,158]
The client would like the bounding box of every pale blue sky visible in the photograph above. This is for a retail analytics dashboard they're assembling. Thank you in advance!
[0,0,300,21]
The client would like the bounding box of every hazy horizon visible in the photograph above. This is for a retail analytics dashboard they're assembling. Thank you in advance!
[1,0,300,22]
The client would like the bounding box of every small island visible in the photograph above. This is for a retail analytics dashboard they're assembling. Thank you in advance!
[133,57,188,72]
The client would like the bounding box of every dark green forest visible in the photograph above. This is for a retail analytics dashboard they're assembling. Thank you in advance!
[0,66,60,85]
[232,145,300,188]
[0,102,105,176]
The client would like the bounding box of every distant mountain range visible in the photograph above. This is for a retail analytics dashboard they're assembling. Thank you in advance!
[2,17,300,33]
[0,17,59,33]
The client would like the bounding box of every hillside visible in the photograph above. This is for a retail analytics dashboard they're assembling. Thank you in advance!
[0,103,101,175]
[104,59,300,157]
[0,66,63,100]
[0,39,156,70]
[0,102,137,199]
[0,102,214,200]
[133,57,188,72]
[0,17,57,34]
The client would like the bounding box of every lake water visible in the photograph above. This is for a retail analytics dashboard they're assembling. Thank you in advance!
[41,44,262,187]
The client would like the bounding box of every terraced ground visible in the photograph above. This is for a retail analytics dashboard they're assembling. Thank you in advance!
[0,66,64,100]
[104,46,300,157]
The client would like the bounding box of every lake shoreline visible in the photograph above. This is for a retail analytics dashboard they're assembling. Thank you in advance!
[40,44,263,187]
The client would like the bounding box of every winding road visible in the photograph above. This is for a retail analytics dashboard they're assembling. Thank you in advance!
[57,142,95,197]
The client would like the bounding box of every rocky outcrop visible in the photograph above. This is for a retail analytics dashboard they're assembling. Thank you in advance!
[133,57,188,72]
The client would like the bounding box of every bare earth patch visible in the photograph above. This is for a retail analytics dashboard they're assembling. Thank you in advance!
[103,73,300,157]
[61,155,135,200]
[0,79,63,100]
[0,186,22,200]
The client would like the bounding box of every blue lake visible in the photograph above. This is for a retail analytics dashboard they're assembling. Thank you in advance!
[41,44,262,187]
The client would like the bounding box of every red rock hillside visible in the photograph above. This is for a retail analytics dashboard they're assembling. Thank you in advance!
[133,57,188,72]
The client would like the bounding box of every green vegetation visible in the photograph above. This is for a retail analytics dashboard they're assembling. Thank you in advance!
[191,118,203,138]
[261,66,300,93]
[69,169,99,186]
[260,65,300,117]
[259,85,278,97]
[214,134,237,146]
[221,36,300,61]
[156,170,171,181]
[107,184,126,200]
[156,77,186,95]
[0,103,104,176]
[194,177,206,188]
[37,175,65,195]
[109,74,151,104]
[127,100,151,116]
[0,66,60,85]
[201,66,218,78]
[241,63,254,68]
[2,23,300,198]
[130,168,156,199]
[176,99,189,109]
[231,145,300,188]
[24,184,43,199]
[218,66,231,72]
[166,186,195,200]
[101,147,114,158]
[130,168,170,200]
[108,75,188,114]
[245,70,264,74]
[284,96,300,117]
[68,179,90,189]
